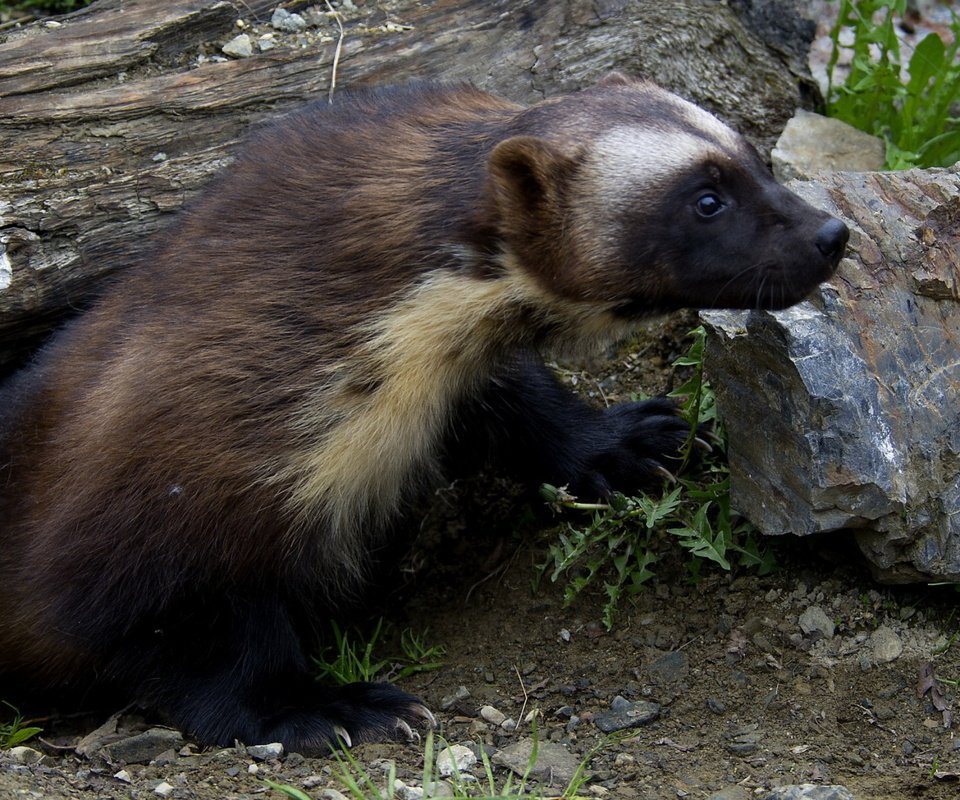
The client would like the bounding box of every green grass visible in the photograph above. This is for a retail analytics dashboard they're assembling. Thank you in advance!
[267,729,601,800]
[312,619,445,686]
[0,702,42,749]
[538,326,775,630]
[826,0,960,169]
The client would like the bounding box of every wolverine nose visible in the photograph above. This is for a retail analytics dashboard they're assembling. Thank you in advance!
[815,217,849,262]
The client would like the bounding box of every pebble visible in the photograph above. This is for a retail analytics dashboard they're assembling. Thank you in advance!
[492,740,581,787]
[593,696,660,733]
[439,685,470,710]
[479,705,506,726]
[319,789,350,800]
[870,625,903,663]
[221,33,254,58]
[103,728,185,765]
[271,8,308,32]
[7,746,44,766]
[706,697,726,714]
[113,769,133,783]
[726,725,762,755]
[247,742,284,761]
[647,650,689,684]
[436,744,476,777]
[798,606,835,639]
[153,782,175,798]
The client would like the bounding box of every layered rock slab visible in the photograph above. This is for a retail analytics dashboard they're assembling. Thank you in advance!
[702,167,960,582]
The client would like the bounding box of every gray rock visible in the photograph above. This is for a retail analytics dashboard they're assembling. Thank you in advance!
[870,625,904,663]
[440,686,470,710]
[271,8,307,33]
[647,650,689,684]
[701,168,960,583]
[247,742,284,761]
[436,744,477,777]
[7,746,43,765]
[798,606,835,639]
[102,728,184,765]
[492,740,582,787]
[221,33,253,58]
[594,696,660,732]
[762,785,856,800]
[479,705,506,726]
[772,110,885,182]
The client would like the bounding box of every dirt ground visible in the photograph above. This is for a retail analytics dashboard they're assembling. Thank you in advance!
[2,317,957,800]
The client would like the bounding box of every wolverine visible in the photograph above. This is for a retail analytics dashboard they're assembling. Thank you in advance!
[0,75,847,753]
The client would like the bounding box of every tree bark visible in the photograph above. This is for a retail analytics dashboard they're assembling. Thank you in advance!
[0,0,816,366]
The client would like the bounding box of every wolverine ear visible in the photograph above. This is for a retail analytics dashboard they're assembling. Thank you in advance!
[488,136,578,223]
[596,70,633,87]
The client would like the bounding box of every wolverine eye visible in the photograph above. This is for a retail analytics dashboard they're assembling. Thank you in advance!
[695,192,725,218]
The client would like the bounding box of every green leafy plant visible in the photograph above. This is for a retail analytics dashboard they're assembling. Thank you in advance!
[538,327,774,630]
[0,702,42,749]
[312,619,444,685]
[826,0,960,169]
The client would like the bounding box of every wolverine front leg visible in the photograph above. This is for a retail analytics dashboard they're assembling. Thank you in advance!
[467,353,695,499]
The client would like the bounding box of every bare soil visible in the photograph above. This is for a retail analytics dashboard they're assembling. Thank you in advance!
[2,317,957,800]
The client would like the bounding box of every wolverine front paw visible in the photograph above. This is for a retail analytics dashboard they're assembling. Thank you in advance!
[259,682,436,753]
[568,398,698,499]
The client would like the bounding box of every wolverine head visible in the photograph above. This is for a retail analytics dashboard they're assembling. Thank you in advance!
[487,75,848,316]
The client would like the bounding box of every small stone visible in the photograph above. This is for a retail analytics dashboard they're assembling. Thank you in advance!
[271,8,308,32]
[154,783,175,798]
[798,606,835,639]
[440,686,470,710]
[319,789,350,800]
[727,726,762,756]
[436,744,477,777]
[480,705,506,726]
[222,34,253,58]
[113,769,133,783]
[707,697,726,714]
[104,728,185,765]
[258,34,277,52]
[247,742,284,761]
[870,626,903,663]
[392,778,422,800]
[493,740,582,787]
[7,746,43,765]
[647,650,689,684]
[594,696,660,732]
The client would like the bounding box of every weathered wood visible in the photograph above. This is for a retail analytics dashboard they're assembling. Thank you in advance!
[0,0,817,366]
